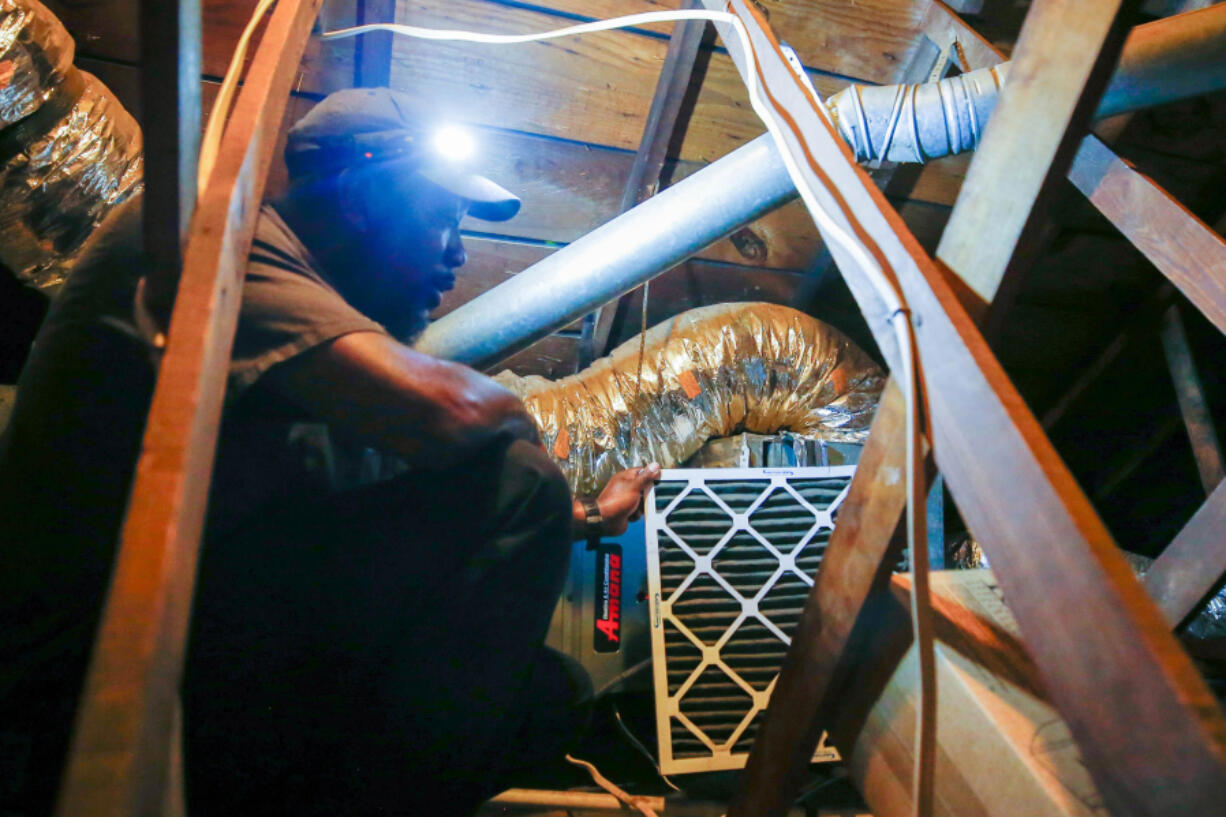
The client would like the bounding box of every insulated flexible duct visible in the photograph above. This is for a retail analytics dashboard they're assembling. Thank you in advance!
[493,302,884,494]
[826,4,1226,164]
[416,134,798,368]
[0,0,143,289]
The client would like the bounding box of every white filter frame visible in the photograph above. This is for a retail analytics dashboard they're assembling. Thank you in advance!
[646,466,855,774]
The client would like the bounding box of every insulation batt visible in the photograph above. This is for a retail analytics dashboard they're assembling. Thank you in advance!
[0,0,143,288]
[494,303,884,495]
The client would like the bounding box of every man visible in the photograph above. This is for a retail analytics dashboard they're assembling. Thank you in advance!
[0,88,658,816]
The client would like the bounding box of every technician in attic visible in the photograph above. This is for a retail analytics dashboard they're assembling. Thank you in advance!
[0,88,659,817]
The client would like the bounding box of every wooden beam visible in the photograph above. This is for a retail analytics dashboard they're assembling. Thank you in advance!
[1160,304,1226,493]
[935,0,1138,319]
[139,0,201,314]
[388,1,851,164]
[1069,135,1226,336]
[54,3,322,816]
[580,0,710,368]
[701,3,1226,817]
[837,571,1110,817]
[494,0,937,86]
[790,20,955,325]
[355,0,395,88]
[44,0,352,97]
[729,381,913,817]
[1143,479,1226,628]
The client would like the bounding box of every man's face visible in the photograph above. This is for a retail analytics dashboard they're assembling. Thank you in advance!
[337,170,469,340]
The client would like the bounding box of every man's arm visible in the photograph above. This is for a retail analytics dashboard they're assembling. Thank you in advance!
[569,463,661,541]
[262,330,540,468]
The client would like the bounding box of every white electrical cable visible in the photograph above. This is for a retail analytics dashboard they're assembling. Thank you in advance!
[320,10,936,814]
[199,0,279,192]
[564,754,660,817]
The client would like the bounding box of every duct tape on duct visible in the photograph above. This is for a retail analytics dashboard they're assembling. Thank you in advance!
[494,303,884,495]
[0,67,143,288]
[0,0,75,128]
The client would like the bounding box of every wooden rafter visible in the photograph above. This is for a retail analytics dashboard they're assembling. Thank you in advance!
[1144,480,1226,628]
[54,3,323,815]
[579,0,711,367]
[698,3,1226,817]
[355,0,395,88]
[140,0,201,313]
[935,0,1139,322]
[1161,304,1226,493]
[1069,135,1226,336]
[730,381,915,817]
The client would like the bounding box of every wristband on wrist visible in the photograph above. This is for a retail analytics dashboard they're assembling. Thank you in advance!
[581,497,603,543]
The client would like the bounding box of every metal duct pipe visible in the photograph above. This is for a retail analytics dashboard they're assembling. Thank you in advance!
[415,134,798,368]
[421,6,1225,369]
[828,3,1226,163]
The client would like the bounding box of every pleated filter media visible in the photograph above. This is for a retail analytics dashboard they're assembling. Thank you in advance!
[646,466,856,774]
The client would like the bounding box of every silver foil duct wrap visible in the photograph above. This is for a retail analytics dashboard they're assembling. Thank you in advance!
[0,68,143,288]
[0,0,74,128]
[495,303,885,495]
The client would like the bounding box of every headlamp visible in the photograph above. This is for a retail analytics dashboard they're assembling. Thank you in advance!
[431,125,476,162]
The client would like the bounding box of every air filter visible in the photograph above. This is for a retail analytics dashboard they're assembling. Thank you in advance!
[646,466,856,774]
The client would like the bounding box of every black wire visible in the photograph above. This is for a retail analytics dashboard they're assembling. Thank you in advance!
[593,657,651,699]
[610,700,681,793]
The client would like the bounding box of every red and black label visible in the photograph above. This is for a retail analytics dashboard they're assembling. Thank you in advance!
[593,543,622,653]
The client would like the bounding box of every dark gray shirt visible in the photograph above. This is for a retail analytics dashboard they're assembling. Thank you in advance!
[0,195,389,814]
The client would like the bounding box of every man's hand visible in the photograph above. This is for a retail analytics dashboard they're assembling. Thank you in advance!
[572,463,661,540]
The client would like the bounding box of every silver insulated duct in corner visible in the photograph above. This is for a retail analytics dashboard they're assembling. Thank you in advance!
[827,3,1226,164]
[0,0,144,289]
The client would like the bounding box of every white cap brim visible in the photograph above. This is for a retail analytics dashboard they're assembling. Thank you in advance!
[417,164,522,222]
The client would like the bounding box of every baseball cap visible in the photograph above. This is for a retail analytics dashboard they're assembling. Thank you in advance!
[284,88,521,222]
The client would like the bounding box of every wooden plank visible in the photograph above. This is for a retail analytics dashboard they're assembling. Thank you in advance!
[139,0,201,306]
[488,333,580,379]
[44,0,354,96]
[836,571,1108,817]
[389,0,850,163]
[355,0,395,87]
[790,19,951,334]
[730,380,913,817]
[435,235,810,345]
[702,4,1226,817]
[53,3,323,816]
[935,0,1138,312]
[1143,479,1226,628]
[1160,304,1226,493]
[540,0,935,85]
[583,0,710,366]
[248,97,827,270]
[1068,134,1226,336]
